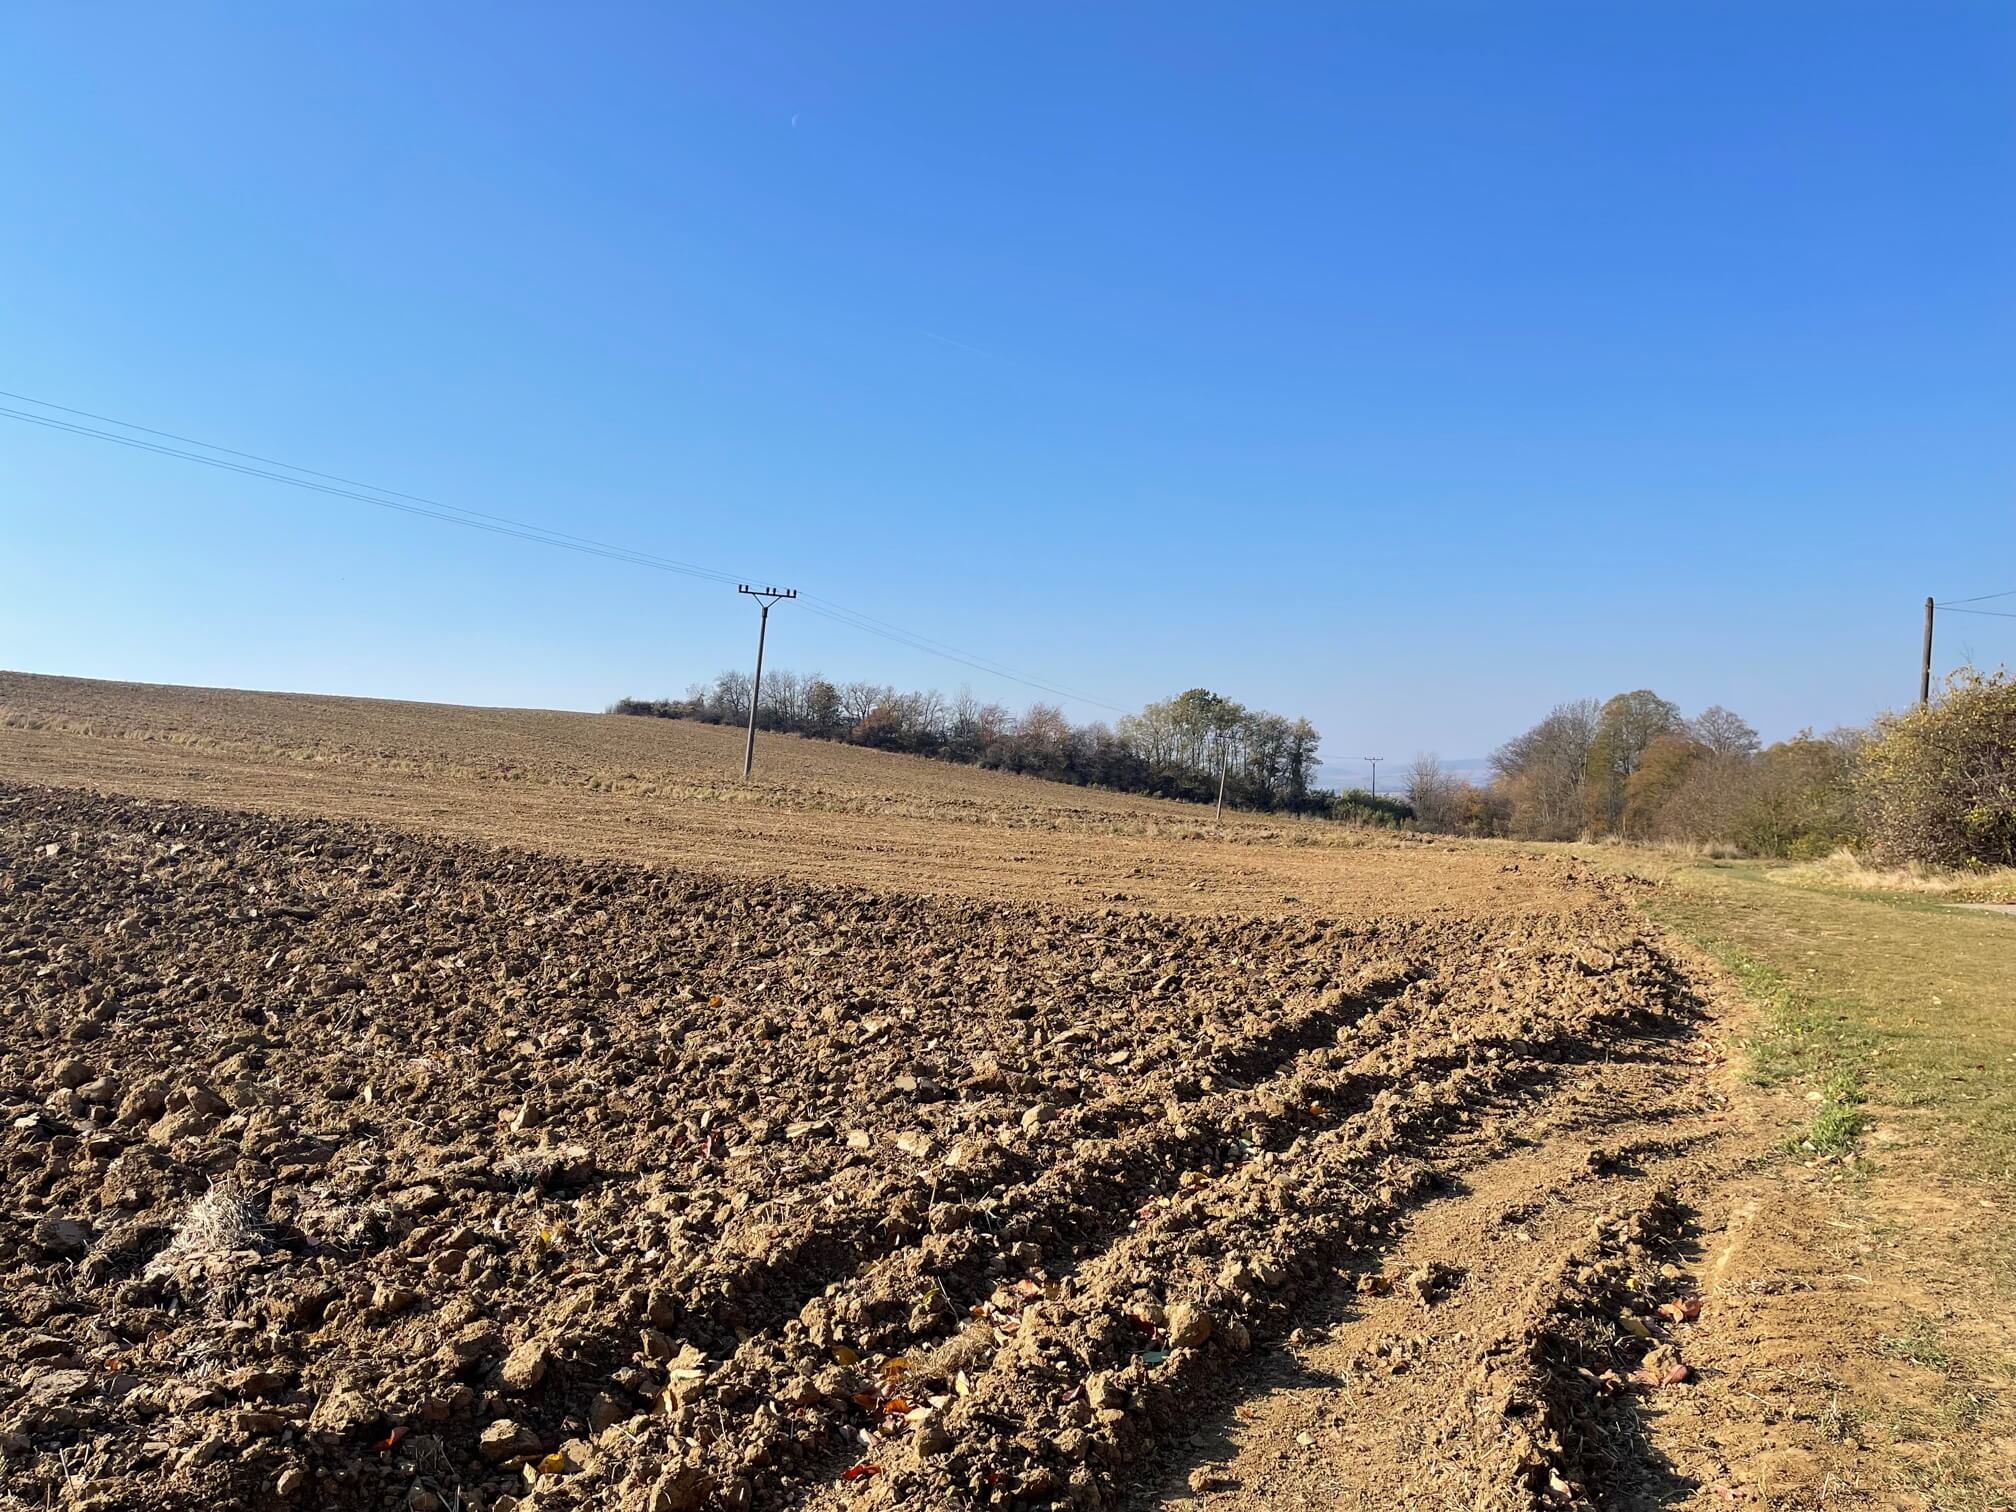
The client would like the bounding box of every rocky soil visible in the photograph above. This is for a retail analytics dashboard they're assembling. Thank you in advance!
[0,783,1731,1511]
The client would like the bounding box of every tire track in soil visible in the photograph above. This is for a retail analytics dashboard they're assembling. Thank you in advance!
[771,956,1709,1510]
[1132,1070,1728,1511]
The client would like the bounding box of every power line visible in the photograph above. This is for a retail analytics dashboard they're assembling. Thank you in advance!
[1938,587,2016,607]
[0,390,1129,714]
[1941,606,2016,620]
[1,387,738,578]
[0,406,743,584]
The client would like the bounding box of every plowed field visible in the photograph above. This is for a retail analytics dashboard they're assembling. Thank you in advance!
[0,675,1775,1512]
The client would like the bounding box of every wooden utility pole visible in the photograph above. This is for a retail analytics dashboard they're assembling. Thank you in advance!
[1920,596,1935,706]
[1214,734,1229,826]
[737,585,796,780]
[1361,756,1384,797]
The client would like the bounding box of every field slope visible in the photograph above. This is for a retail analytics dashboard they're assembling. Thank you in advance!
[4,671,1957,1512]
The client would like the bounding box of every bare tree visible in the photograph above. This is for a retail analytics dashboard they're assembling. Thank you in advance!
[1406,753,1467,832]
[1686,705,1761,758]
[1490,699,1599,840]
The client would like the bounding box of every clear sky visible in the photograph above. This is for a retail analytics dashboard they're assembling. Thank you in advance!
[2,2,2010,769]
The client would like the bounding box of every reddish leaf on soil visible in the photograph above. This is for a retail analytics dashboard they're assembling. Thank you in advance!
[841,1463,882,1480]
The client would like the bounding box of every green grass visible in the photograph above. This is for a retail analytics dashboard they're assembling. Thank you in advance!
[1612,855,2015,1511]
[1638,859,2016,1186]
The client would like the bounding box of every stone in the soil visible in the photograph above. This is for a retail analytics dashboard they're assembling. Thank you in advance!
[1085,1372,1127,1410]
[52,1058,93,1090]
[647,1465,714,1511]
[499,1339,551,1391]
[307,1386,379,1437]
[478,1418,541,1464]
[1167,1301,1213,1349]
[32,1215,90,1257]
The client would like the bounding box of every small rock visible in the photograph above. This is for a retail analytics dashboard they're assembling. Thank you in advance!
[307,1386,379,1437]
[1085,1373,1127,1410]
[648,1466,714,1512]
[53,1059,93,1090]
[1166,1301,1213,1349]
[499,1339,551,1392]
[276,1465,310,1499]
[478,1418,541,1464]
[32,1215,90,1258]
[1021,1103,1056,1131]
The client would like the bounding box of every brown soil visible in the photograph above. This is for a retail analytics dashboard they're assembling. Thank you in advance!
[0,671,1591,922]
[0,674,1972,1511]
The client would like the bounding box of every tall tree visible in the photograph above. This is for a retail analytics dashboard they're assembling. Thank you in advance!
[1584,690,1681,834]
[1686,705,1761,757]
[1490,699,1599,840]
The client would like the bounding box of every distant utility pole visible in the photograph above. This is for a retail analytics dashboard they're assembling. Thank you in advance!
[1920,596,1935,706]
[1214,733,1229,826]
[1362,756,1384,797]
[737,584,797,781]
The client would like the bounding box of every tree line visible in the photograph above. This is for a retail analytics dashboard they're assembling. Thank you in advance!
[613,673,1393,819]
[1405,669,2015,867]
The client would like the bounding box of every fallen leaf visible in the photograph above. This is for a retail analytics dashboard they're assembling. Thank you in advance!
[372,1427,407,1453]
[954,1371,972,1397]
[833,1344,859,1367]
[842,1463,882,1480]
[852,1391,880,1411]
[1620,1314,1655,1341]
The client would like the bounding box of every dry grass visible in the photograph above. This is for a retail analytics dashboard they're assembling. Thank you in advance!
[146,1184,267,1299]
[1771,847,2016,903]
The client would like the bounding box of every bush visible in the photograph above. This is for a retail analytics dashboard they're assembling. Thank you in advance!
[1858,669,2016,868]
[1327,789,1414,827]
[1730,733,1860,859]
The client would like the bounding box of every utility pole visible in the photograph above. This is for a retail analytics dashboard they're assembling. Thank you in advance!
[1214,733,1229,826]
[1361,756,1384,797]
[737,585,796,781]
[1920,596,1935,706]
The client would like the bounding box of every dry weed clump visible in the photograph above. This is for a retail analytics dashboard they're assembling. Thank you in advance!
[145,1183,268,1299]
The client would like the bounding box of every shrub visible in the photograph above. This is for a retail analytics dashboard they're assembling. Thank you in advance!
[1328,789,1414,827]
[1731,732,1861,859]
[1858,669,2016,868]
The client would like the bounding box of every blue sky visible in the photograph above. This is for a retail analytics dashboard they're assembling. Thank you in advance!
[2,2,2010,767]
